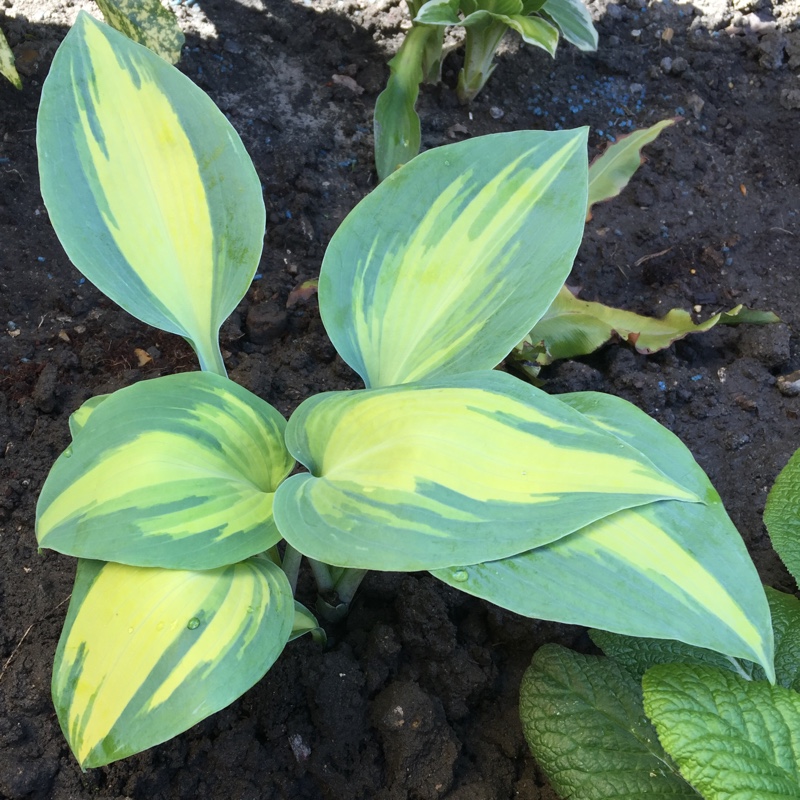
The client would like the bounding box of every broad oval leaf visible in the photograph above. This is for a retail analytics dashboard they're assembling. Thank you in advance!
[273,370,699,571]
[644,665,800,799]
[37,372,294,570]
[319,129,588,388]
[520,645,698,799]
[37,13,265,374]
[764,446,800,586]
[53,557,294,768]
[433,391,774,675]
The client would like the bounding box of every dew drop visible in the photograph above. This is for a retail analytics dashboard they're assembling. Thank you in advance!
[451,569,469,582]
[63,446,73,459]
[156,621,165,632]
[187,617,200,630]
[127,627,134,635]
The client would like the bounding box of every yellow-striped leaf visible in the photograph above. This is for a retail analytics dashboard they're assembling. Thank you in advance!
[37,372,293,570]
[37,13,265,374]
[0,26,21,90]
[53,557,293,768]
[319,129,588,388]
[432,391,774,676]
[273,370,700,571]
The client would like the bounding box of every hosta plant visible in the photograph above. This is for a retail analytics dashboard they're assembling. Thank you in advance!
[375,0,598,179]
[37,12,775,768]
[520,447,800,799]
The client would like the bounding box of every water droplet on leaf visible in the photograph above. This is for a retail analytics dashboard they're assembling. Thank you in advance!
[451,569,469,582]
[187,617,200,630]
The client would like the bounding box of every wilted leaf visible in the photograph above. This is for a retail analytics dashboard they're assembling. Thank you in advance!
[588,119,676,214]
[516,285,779,367]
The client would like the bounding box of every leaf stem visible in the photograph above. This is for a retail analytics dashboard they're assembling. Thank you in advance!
[458,19,507,103]
[281,544,303,594]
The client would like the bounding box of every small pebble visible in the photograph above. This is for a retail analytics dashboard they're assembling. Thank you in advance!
[489,106,504,119]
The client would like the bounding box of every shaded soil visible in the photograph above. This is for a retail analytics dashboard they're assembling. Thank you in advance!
[1,0,800,796]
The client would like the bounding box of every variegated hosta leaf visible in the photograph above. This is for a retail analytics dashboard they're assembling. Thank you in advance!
[273,370,699,572]
[53,557,294,768]
[319,128,588,388]
[95,0,185,64]
[37,372,293,570]
[433,391,774,676]
[37,13,265,374]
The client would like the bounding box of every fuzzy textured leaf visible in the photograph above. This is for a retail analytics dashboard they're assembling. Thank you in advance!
[37,13,264,373]
[433,391,774,674]
[320,129,588,388]
[764,447,800,585]
[522,286,779,364]
[37,372,293,570]
[644,665,800,799]
[53,557,294,768]
[520,645,698,799]
[275,370,699,572]
[95,0,184,63]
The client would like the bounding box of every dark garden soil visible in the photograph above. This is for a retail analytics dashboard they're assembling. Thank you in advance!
[1,0,799,795]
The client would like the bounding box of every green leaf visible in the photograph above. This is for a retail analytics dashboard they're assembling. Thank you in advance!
[67,393,110,438]
[521,286,780,365]
[765,587,800,692]
[764,447,800,586]
[373,24,434,181]
[590,628,758,683]
[95,0,184,63]
[644,665,800,799]
[320,129,588,388]
[274,370,699,572]
[588,119,675,210]
[53,557,294,768]
[37,372,293,570]
[37,13,265,374]
[541,0,598,51]
[498,13,559,53]
[0,26,21,90]
[414,0,462,26]
[520,645,698,799]
[433,391,774,675]
[290,601,327,645]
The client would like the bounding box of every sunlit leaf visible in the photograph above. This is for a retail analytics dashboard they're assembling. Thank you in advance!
[321,129,588,388]
[95,0,184,63]
[588,119,675,211]
[433,391,774,675]
[37,13,264,374]
[274,370,699,571]
[0,26,21,90]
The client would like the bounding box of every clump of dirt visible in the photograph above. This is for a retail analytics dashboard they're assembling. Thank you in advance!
[1,0,798,796]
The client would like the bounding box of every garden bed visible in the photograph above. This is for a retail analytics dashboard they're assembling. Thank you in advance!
[1,0,799,795]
